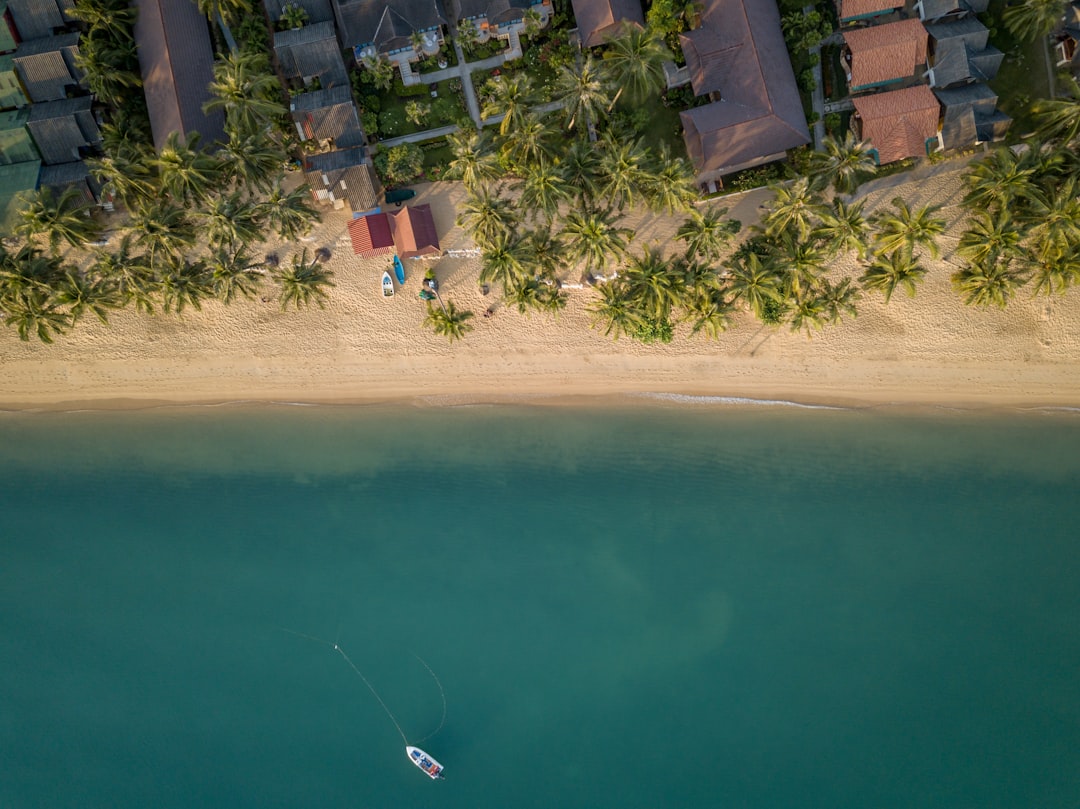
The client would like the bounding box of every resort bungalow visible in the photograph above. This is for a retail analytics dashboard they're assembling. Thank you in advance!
[5,0,72,40]
[134,0,225,150]
[25,96,101,165]
[0,107,38,164]
[303,146,381,215]
[0,55,29,109]
[348,203,439,258]
[12,34,82,103]
[842,18,927,93]
[457,0,551,58]
[0,2,18,51]
[914,0,987,23]
[387,203,439,259]
[290,84,366,149]
[348,211,396,257]
[39,160,103,207]
[570,0,642,49]
[333,0,447,85]
[836,0,901,25]
[678,0,809,183]
[934,83,1010,151]
[1055,1,1080,70]
[925,16,1003,89]
[273,20,350,90]
[852,84,940,164]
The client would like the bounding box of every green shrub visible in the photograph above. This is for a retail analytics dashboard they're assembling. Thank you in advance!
[373,142,425,185]
[759,297,787,325]
[631,317,675,344]
[361,110,379,135]
[360,94,381,114]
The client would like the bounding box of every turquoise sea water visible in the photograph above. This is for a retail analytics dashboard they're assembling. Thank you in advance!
[1,404,1079,808]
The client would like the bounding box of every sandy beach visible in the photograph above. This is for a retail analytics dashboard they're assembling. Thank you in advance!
[2,157,1079,411]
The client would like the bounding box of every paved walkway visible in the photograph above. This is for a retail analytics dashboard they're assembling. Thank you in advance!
[806,5,826,149]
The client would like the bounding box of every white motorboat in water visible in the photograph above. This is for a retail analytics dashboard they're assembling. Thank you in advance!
[406,746,444,779]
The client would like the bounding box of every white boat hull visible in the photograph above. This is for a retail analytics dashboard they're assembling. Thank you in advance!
[406,746,444,779]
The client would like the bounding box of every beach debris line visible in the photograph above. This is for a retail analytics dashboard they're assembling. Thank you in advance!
[281,628,446,779]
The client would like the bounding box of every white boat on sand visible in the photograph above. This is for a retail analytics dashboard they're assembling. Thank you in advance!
[406,746,444,779]
[382,271,394,297]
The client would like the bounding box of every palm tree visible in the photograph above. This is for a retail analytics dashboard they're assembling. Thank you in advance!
[684,287,733,339]
[621,246,684,321]
[859,249,927,303]
[562,207,632,275]
[500,113,555,169]
[676,207,739,262]
[813,198,871,259]
[16,186,101,254]
[587,281,645,339]
[154,132,221,204]
[1016,245,1079,297]
[75,43,142,106]
[522,227,565,282]
[457,186,519,249]
[54,271,123,325]
[951,255,1029,308]
[274,248,335,310]
[1002,0,1069,41]
[601,24,671,108]
[259,181,320,241]
[598,134,650,211]
[956,208,1023,267]
[196,0,248,27]
[159,260,214,315]
[506,277,549,315]
[1031,76,1080,146]
[1,289,69,343]
[1021,178,1080,260]
[218,134,286,196]
[424,300,474,342]
[789,293,827,336]
[519,162,571,224]
[725,252,781,319]
[446,129,501,190]
[962,147,1037,212]
[872,197,946,259]
[128,203,196,266]
[87,144,157,209]
[360,54,395,91]
[818,277,860,324]
[807,132,877,194]
[89,235,157,314]
[207,246,264,304]
[479,230,530,292]
[771,232,826,300]
[68,0,138,40]
[197,193,264,249]
[644,145,697,215]
[557,139,603,205]
[278,2,308,29]
[554,55,608,132]
[763,177,826,241]
[482,74,536,137]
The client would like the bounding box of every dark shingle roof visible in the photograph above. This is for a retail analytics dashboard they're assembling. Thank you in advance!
[935,83,1009,148]
[570,0,642,48]
[336,0,446,51]
[274,20,349,87]
[458,0,529,22]
[303,146,380,213]
[134,0,225,151]
[264,0,334,24]
[6,0,71,41]
[39,159,99,204]
[919,0,988,21]
[290,84,366,148]
[13,33,82,102]
[927,18,1000,88]
[678,0,809,177]
[26,95,99,164]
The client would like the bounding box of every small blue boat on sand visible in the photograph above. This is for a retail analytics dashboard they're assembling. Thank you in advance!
[393,255,406,285]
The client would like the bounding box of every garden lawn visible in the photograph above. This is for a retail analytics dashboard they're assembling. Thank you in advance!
[373,80,468,139]
[639,103,688,161]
